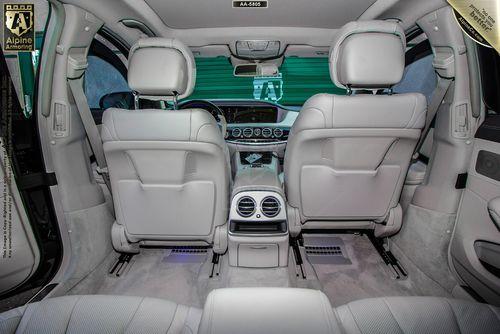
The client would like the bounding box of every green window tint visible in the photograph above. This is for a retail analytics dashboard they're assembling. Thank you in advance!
[187,57,345,106]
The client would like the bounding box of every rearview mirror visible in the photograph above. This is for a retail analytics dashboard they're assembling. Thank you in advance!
[233,63,279,77]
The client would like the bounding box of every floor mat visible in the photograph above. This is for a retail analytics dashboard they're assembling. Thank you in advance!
[68,234,451,309]
[67,247,295,308]
[301,233,423,307]
[68,248,213,308]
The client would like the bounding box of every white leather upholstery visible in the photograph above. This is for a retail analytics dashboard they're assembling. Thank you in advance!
[102,38,230,252]
[102,108,230,247]
[2,293,500,333]
[336,296,500,334]
[128,38,196,99]
[329,20,406,89]
[284,21,426,231]
[198,288,341,334]
[0,295,201,334]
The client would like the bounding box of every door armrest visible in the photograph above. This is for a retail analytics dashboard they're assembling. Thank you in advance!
[487,197,500,231]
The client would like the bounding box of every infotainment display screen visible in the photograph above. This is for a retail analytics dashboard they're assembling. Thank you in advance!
[229,106,278,123]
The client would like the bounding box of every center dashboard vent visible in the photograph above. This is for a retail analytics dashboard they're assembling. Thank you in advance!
[261,196,281,218]
[237,196,256,217]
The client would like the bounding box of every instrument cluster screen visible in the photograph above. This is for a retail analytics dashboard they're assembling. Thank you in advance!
[224,106,278,124]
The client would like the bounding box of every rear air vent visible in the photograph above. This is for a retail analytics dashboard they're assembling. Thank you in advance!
[261,196,281,218]
[237,196,256,217]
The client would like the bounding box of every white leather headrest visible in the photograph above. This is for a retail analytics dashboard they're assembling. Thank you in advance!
[128,38,196,99]
[330,21,406,90]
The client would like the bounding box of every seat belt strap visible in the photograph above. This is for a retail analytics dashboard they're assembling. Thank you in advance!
[68,77,111,191]
[413,77,453,160]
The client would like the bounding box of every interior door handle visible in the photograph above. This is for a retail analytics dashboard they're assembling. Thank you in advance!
[487,197,500,231]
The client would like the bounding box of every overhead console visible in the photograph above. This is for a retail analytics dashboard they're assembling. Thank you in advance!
[235,40,281,59]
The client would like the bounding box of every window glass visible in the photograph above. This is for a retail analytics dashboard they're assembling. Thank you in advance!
[393,54,437,102]
[477,45,500,114]
[84,55,129,109]
[187,57,345,106]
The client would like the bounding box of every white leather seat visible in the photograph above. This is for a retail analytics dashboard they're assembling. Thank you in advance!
[284,21,427,235]
[102,38,230,253]
[2,292,499,333]
[0,295,201,334]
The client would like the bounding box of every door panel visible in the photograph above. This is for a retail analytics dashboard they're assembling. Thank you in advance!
[0,141,40,294]
[451,134,500,305]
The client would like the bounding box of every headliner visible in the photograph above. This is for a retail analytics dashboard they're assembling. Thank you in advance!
[61,0,448,49]
[145,0,377,29]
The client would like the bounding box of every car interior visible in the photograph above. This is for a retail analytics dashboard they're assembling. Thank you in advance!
[1,0,500,333]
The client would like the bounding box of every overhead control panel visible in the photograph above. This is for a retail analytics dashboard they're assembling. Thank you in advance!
[235,40,280,59]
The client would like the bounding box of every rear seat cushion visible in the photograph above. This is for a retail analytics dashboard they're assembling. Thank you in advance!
[336,296,500,334]
[0,295,201,334]
[2,292,500,334]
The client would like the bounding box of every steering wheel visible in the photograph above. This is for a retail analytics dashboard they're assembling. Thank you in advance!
[177,99,228,138]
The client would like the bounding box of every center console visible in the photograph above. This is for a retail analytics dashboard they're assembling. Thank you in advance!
[228,151,289,268]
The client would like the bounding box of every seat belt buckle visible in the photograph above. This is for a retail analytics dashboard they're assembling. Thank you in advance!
[96,166,109,175]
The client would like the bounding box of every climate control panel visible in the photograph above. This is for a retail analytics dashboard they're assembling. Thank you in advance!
[226,127,289,141]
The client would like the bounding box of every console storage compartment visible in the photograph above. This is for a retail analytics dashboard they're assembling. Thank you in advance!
[238,244,279,268]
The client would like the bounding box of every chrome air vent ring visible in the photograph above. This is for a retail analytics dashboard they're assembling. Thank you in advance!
[262,128,272,138]
[237,196,256,217]
[260,196,281,218]
[242,128,254,138]
[231,128,242,138]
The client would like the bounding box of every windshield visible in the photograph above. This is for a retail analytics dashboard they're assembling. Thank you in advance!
[186,57,345,106]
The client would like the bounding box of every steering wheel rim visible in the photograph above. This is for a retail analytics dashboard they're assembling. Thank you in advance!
[177,99,224,122]
[177,99,228,138]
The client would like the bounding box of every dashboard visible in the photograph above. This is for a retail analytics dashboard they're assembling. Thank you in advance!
[209,100,298,145]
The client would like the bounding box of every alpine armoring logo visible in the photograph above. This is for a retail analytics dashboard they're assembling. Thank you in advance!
[3,3,34,51]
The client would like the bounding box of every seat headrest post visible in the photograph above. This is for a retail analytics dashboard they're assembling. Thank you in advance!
[133,91,140,110]
[330,20,406,91]
[172,92,179,110]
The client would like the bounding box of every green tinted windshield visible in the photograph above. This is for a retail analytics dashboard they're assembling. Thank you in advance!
[187,57,345,106]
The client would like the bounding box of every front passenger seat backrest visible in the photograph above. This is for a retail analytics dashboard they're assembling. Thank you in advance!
[284,21,427,231]
[101,38,230,253]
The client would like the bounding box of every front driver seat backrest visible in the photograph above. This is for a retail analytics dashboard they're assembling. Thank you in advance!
[284,21,427,232]
[101,38,230,253]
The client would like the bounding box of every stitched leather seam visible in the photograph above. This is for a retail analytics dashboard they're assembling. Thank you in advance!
[444,299,464,334]
[346,304,365,334]
[382,298,405,334]
[332,308,348,334]
[165,303,179,334]
[486,305,500,324]
[63,296,82,334]
[123,297,144,333]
